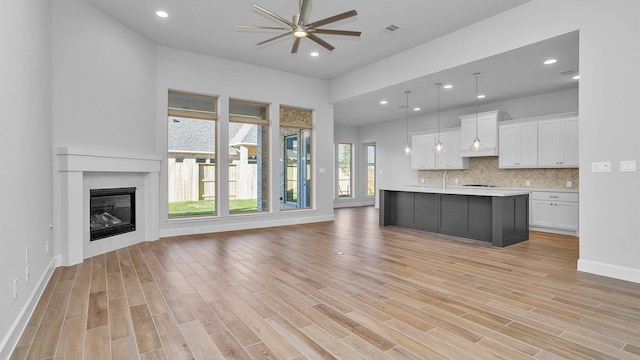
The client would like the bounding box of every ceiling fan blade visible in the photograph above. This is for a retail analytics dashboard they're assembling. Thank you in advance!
[311,29,361,37]
[299,0,312,25]
[291,38,301,54]
[307,33,335,51]
[236,25,290,31]
[251,3,295,28]
[307,10,357,29]
[257,32,291,46]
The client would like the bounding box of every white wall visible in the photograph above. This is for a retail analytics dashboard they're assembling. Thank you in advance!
[156,47,335,237]
[332,0,640,283]
[0,0,54,357]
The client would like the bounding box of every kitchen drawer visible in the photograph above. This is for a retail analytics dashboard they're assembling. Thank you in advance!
[531,191,578,202]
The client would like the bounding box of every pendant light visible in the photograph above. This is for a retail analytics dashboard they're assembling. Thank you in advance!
[433,83,443,154]
[402,90,412,156]
[470,72,484,151]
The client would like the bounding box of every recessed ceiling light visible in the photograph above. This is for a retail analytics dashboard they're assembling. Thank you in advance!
[573,75,580,80]
[443,84,453,89]
[477,94,486,99]
[156,10,169,18]
[544,59,557,65]
[310,52,319,57]
[413,107,421,111]
[379,100,388,105]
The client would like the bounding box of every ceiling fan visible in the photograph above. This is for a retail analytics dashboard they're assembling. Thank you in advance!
[236,0,361,53]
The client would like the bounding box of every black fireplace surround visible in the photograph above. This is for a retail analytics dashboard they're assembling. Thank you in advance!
[89,187,136,241]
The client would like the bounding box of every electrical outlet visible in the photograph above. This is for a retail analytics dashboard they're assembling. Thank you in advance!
[525,180,530,187]
[455,178,459,184]
[26,265,30,283]
[566,181,572,188]
[13,279,18,300]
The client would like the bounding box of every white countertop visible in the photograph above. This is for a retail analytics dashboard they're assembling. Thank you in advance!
[385,185,532,197]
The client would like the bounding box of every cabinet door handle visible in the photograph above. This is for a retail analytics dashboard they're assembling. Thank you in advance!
[549,196,559,198]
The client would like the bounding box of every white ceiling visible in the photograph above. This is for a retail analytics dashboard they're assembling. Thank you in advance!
[84,0,578,126]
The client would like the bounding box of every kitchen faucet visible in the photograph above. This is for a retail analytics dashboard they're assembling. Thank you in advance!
[442,171,449,190]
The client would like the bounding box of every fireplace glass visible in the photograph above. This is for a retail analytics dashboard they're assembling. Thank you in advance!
[90,187,136,241]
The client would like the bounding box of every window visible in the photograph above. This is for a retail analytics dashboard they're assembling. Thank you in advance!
[280,106,312,210]
[367,144,376,197]
[338,143,353,198]
[167,90,217,217]
[229,99,269,214]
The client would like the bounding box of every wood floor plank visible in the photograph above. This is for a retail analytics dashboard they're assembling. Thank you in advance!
[140,281,169,316]
[73,260,92,288]
[65,285,89,320]
[26,309,65,359]
[140,349,167,360]
[266,315,337,360]
[107,272,125,299]
[110,336,139,359]
[209,330,252,360]
[83,326,110,360]
[206,298,262,347]
[152,312,195,360]
[108,297,133,341]
[244,342,282,360]
[86,290,108,330]
[54,316,86,360]
[178,320,225,360]
[47,279,74,311]
[313,303,395,351]
[129,304,163,354]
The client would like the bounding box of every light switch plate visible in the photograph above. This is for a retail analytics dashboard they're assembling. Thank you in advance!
[591,162,611,173]
[620,160,636,172]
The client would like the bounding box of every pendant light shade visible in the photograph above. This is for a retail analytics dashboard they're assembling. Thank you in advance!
[433,83,443,154]
[402,90,412,156]
[470,72,484,151]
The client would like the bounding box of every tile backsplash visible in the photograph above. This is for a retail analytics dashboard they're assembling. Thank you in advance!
[418,157,579,189]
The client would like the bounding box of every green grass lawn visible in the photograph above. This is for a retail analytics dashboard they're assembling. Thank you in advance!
[169,199,258,217]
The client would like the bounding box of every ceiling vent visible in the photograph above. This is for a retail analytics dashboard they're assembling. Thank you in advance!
[384,24,399,32]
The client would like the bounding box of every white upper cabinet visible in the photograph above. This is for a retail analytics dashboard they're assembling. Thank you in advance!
[411,133,436,170]
[435,131,469,169]
[411,130,468,170]
[499,122,538,168]
[538,116,579,167]
[459,110,505,157]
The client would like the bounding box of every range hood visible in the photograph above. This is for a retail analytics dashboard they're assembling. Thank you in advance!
[458,110,505,157]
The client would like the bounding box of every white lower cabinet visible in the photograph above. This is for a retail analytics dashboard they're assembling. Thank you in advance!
[530,191,579,233]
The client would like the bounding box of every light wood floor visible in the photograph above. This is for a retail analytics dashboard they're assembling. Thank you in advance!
[10,206,640,359]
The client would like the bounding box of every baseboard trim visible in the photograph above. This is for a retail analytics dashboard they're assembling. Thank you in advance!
[577,259,640,284]
[0,257,56,359]
[333,201,374,208]
[160,214,335,238]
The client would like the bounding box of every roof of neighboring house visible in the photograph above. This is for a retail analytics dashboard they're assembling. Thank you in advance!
[168,117,257,156]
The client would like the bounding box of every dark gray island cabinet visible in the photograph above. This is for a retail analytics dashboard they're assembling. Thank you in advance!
[379,187,530,247]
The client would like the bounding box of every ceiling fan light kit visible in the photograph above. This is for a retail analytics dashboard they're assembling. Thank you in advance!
[237,0,361,54]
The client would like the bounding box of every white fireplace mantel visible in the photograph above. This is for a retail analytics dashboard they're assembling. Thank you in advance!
[57,147,162,265]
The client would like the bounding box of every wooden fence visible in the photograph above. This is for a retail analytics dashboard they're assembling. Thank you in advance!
[168,162,257,202]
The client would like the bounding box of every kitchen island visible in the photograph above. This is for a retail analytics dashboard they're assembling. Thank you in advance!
[379,186,531,247]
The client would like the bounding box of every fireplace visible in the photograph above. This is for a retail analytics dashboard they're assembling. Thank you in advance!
[90,187,136,241]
